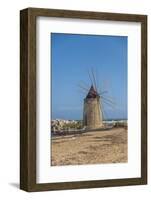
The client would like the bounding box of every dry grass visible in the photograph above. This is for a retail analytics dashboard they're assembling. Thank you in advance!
[51,127,127,166]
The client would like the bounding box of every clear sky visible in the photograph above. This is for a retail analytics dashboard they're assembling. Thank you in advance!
[51,33,127,120]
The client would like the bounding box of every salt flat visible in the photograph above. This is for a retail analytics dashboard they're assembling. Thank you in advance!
[51,127,127,166]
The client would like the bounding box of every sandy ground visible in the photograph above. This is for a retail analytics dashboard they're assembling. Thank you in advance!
[51,127,127,166]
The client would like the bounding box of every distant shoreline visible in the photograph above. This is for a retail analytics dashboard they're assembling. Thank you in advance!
[51,118,128,121]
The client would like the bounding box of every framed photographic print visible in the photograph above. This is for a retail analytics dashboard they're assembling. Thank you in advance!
[20,8,147,191]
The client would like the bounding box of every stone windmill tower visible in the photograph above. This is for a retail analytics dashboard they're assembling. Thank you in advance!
[83,85,103,130]
[79,69,115,130]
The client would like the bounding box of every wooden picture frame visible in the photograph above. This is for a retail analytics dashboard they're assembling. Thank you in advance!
[20,7,147,192]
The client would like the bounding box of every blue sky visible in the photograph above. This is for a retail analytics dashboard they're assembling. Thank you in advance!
[51,33,127,120]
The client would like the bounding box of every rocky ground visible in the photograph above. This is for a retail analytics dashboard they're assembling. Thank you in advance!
[51,127,127,166]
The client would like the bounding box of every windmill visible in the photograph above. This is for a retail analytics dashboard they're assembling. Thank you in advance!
[79,68,115,130]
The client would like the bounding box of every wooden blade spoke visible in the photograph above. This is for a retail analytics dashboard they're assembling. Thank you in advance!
[101,96,116,106]
[88,69,93,85]
[91,67,98,92]
[102,99,115,110]
[78,84,89,92]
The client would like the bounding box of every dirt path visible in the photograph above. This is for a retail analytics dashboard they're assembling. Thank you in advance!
[51,127,127,166]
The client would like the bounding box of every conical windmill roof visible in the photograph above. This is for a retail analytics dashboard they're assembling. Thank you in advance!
[86,85,99,98]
